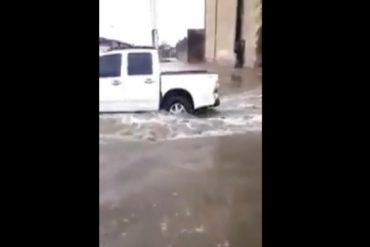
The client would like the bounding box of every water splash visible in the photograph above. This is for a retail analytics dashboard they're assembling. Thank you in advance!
[100,91,261,142]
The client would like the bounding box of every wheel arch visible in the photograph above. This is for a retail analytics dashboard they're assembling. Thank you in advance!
[160,88,194,109]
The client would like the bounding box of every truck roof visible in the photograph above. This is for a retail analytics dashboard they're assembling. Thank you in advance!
[100,47,157,56]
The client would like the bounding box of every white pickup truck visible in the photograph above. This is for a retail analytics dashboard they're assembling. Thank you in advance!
[99,48,220,114]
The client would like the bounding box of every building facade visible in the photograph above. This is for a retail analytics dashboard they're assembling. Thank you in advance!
[205,0,261,67]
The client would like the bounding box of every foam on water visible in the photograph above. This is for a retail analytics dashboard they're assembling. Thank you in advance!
[100,91,261,142]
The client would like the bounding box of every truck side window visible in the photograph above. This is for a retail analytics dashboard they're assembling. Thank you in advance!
[127,53,153,75]
[99,54,122,77]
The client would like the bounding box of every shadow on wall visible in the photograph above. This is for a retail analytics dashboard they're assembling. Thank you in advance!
[256,26,262,67]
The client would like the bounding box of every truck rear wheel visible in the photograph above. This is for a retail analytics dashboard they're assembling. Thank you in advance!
[164,97,193,115]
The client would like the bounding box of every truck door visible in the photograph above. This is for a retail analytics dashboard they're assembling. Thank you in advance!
[123,51,160,111]
[99,53,126,112]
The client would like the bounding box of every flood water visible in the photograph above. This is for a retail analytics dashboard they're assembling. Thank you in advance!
[100,88,261,143]
[100,133,261,247]
[100,68,262,247]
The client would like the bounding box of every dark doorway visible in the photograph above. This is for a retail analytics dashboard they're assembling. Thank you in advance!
[234,0,245,68]
[256,25,262,67]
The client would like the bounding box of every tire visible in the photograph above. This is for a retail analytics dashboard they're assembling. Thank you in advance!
[163,96,193,114]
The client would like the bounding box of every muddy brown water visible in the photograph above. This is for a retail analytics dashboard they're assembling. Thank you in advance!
[100,66,262,247]
[100,133,261,247]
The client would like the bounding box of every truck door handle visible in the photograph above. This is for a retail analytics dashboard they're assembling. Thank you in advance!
[112,80,121,86]
[144,78,155,84]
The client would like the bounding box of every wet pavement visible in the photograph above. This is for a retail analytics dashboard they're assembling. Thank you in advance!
[100,66,261,247]
[100,133,261,247]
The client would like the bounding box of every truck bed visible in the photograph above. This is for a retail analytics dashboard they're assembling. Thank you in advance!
[159,60,213,74]
[161,70,212,75]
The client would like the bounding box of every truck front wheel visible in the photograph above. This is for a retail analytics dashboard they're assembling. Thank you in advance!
[163,97,193,115]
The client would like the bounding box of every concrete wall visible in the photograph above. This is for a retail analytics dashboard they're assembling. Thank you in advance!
[205,0,261,68]
[242,0,261,67]
[215,0,238,64]
[205,0,216,62]
[205,0,238,65]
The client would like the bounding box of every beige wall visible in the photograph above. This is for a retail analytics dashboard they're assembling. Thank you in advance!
[205,0,237,65]
[205,0,261,68]
[205,0,216,62]
[242,0,261,67]
[215,0,238,64]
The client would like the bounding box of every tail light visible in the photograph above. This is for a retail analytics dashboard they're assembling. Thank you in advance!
[214,79,219,95]
[215,78,220,92]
